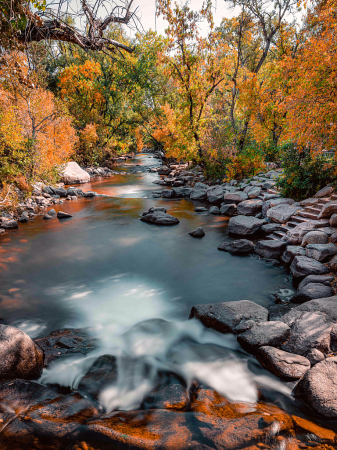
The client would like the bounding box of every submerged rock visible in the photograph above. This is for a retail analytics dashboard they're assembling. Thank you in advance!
[140,209,179,225]
[0,324,43,380]
[189,300,269,334]
[218,239,254,255]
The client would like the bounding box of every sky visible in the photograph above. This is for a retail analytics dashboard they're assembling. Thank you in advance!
[129,0,240,36]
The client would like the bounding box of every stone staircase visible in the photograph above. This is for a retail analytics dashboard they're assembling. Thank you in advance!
[262,194,337,242]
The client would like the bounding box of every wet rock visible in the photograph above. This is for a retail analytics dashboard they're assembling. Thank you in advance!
[143,375,190,411]
[228,215,264,236]
[82,191,96,198]
[291,283,334,304]
[148,207,167,213]
[34,328,98,367]
[63,161,90,184]
[218,239,254,255]
[220,203,237,216]
[18,212,29,223]
[281,246,306,264]
[189,227,205,238]
[237,321,291,353]
[223,192,249,205]
[290,256,330,278]
[0,324,43,380]
[194,207,207,212]
[47,208,56,216]
[306,243,337,262]
[301,230,329,246]
[190,188,207,201]
[298,274,334,290]
[261,223,284,234]
[78,355,118,399]
[314,185,333,198]
[256,346,310,380]
[318,201,337,219]
[57,211,73,219]
[140,208,179,225]
[237,199,263,216]
[305,348,325,366]
[209,206,221,215]
[189,300,269,334]
[206,185,224,204]
[54,187,67,197]
[0,218,18,229]
[294,356,337,418]
[281,311,333,356]
[161,189,174,198]
[43,214,53,220]
[267,204,302,224]
[254,240,286,259]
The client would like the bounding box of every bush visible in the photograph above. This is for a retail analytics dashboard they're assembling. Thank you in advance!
[224,146,266,181]
[276,144,337,200]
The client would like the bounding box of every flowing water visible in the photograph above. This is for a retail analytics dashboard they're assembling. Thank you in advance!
[2,153,331,446]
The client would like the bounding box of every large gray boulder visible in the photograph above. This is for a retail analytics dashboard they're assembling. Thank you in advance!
[228,215,264,235]
[254,240,286,259]
[291,283,334,304]
[256,346,310,380]
[298,274,334,290]
[267,204,302,224]
[294,356,337,418]
[269,198,295,207]
[261,223,284,234]
[236,199,263,216]
[190,189,207,201]
[140,210,179,225]
[209,206,221,215]
[220,203,237,216]
[281,246,306,264]
[306,243,337,262]
[318,201,337,219]
[281,311,333,355]
[62,161,90,184]
[218,239,254,255]
[314,186,333,198]
[247,186,262,198]
[206,185,224,204]
[301,231,329,247]
[330,214,337,227]
[189,300,269,335]
[281,297,337,324]
[290,256,330,278]
[161,189,174,198]
[223,192,248,204]
[237,321,291,354]
[0,325,43,380]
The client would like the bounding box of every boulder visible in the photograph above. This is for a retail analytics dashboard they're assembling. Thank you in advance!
[209,206,221,215]
[62,161,90,184]
[54,187,67,197]
[0,218,18,229]
[330,214,337,227]
[78,355,118,399]
[220,203,237,216]
[294,356,337,418]
[291,283,334,304]
[318,201,337,219]
[269,198,295,207]
[301,231,329,247]
[261,223,284,234]
[256,346,310,381]
[206,185,224,204]
[43,214,52,220]
[281,246,306,264]
[189,227,205,238]
[161,189,174,198]
[247,187,262,198]
[218,239,254,255]
[254,240,287,259]
[305,349,325,366]
[331,233,337,243]
[237,199,263,216]
[189,300,269,335]
[223,192,248,204]
[228,215,264,236]
[298,274,334,290]
[0,325,43,380]
[267,204,302,224]
[285,220,330,245]
[290,256,330,278]
[83,191,96,198]
[300,198,319,207]
[314,186,333,198]
[281,311,333,356]
[148,207,167,213]
[237,321,291,354]
[281,297,337,324]
[190,189,207,202]
[194,207,207,212]
[140,210,179,225]
[306,243,337,262]
[48,208,56,216]
[57,211,73,219]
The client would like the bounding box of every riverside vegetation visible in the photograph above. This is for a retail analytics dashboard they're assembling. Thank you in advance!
[1,0,337,449]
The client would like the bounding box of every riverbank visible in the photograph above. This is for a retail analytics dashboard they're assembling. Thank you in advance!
[0,152,337,448]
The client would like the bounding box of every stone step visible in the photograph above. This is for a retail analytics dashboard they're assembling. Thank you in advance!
[331,194,337,201]
[266,233,283,241]
[318,198,331,204]
[297,211,320,220]
[273,230,287,238]
[305,207,321,214]
[291,215,312,224]
[287,221,299,228]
